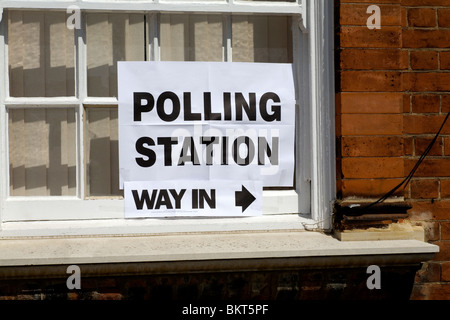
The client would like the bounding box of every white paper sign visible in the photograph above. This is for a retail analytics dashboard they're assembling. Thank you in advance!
[124,180,262,218]
[118,61,296,188]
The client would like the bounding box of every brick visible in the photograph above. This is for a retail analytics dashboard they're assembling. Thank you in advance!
[403,73,450,92]
[415,137,443,156]
[445,137,450,156]
[341,136,404,157]
[340,4,402,26]
[411,95,440,113]
[340,26,402,48]
[441,180,450,198]
[340,0,400,3]
[411,283,450,300]
[342,157,404,179]
[404,136,414,156]
[341,178,404,198]
[401,7,408,27]
[434,241,450,261]
[403,115,450,134]
[91,292,123,300]
[0,296,16,301]
[441,52,450,70]
[335,114,342,137]
[17,294,41,300]
[340,49,408,70]
[408,201,436,221]
[442,262,450,281]
[410,51,439,70]
[410,179,439,199]
[341,114,403,135]
[404,94,412,113]
[438,9,450,28]
[415,262,441,283]
[341,71,402,92]
[401,0,450,5]
[443,95,450,113]
[403,30,450,49]
[67,293,79,300]
[408,8,436,28]
[408,201,450,221]
[339,92,404,114]
[442,222,450,240]
[405,159,450,178]
[335,93,342,115]
[422,221,441,242]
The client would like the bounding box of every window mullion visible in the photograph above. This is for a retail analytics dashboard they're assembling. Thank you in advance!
[0,11,9,205]
[148,13,160,62]
[77,12,87,199]
[222,14,232,62]
[1,10,9,102]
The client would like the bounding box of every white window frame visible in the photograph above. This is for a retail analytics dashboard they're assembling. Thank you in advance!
[0,0,335,236]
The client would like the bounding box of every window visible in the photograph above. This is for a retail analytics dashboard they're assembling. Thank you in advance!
[0,1,335,235]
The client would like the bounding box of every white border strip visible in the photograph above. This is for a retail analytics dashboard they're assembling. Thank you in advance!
[1,0,303,15]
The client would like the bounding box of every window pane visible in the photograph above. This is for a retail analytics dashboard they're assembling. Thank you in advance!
[160,14,223,61]
[9,108,77,196]
[232,16,293,63]
[85,107,122,198]
[87,13,146,97]
[8,11,75,97]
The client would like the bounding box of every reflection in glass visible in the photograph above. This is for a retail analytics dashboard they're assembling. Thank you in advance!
[85,107,122,197]
[160,14,223,61]
[87,13,146,97]
[232,15,293,63]
[9,108,77,196]
[8,11,75,97]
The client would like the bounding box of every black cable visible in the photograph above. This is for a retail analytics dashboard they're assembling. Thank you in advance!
[346,111,450,216]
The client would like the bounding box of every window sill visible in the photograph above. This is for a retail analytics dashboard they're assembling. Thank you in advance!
[0,230,438,274]
[0,214,312,237]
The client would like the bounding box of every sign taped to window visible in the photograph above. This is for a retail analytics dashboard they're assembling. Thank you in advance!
[124,180,262,218]
[118,61,296,216]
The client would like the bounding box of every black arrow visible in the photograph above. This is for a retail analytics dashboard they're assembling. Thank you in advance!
[235,186,256,213]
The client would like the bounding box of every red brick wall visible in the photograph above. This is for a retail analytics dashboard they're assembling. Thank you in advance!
[336,0,450,299]
[0,266,419,300]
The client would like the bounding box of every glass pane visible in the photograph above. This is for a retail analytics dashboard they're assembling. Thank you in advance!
[160,14,223,61]
[232,15,293,63]
[9,108,77,196]
[87,13,146,97]
[8,11,75,97]
[85,107,122,197]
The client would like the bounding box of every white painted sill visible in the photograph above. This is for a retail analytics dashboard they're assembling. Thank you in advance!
[0,230,439,268]
[0,214,315,238]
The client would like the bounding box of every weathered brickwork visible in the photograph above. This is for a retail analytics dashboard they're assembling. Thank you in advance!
[336,0,450,299]
[0,266,418,301]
